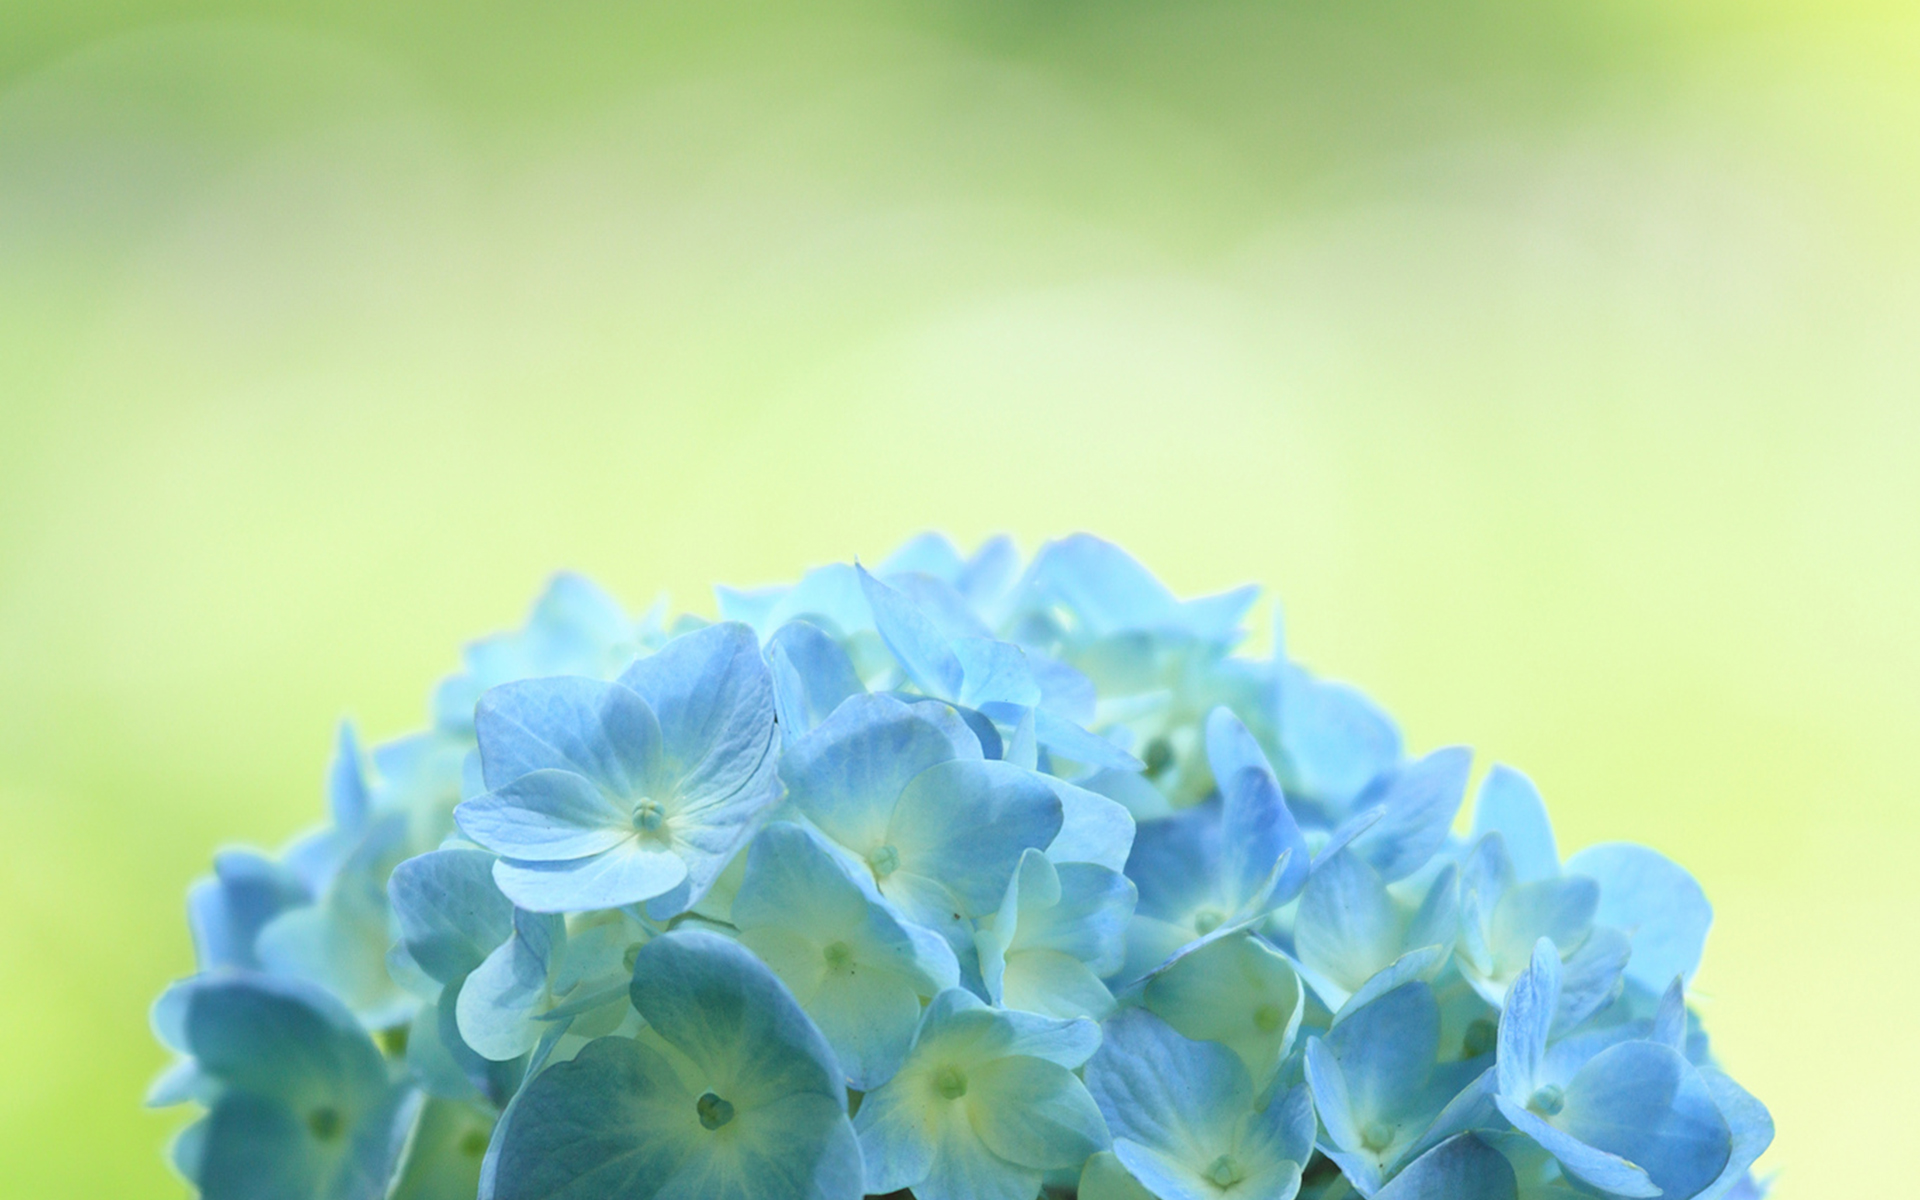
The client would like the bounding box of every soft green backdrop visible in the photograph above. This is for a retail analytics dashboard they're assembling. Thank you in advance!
[2,2,1914,1196]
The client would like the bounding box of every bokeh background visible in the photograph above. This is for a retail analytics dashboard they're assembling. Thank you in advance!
[2,1,1915,1195]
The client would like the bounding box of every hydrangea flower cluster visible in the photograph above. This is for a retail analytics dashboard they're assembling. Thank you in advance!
[150,534,1773,1200]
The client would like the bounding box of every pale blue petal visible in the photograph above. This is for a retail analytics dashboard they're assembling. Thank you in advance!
[1024,534,1181,636]
[1045,778,1136,871]
[617,622,778,813]
[1496,940,1560,1102]
[1374,1134,1516,1200]
[889,759,1063,917]
[187,850,310,972]
[1322,982,1441,1126]
[1295,850,1401,1003]
[1207,708,1310,904]
[1347,747,1471,883]
[1564,843,1713,990]
[1556,1041,1732,1200]
[1488,877,1598,967]
[766,620,864,742]
[1303,1038,1362,1154]
[780,694,980,851]
[1693,1068,1774,1200]
[330,720,371,833]
[858,565,965,699]
[457,910,563,1061]
[1274,665,1402,814]
[953,637,1044,709]
[1334,945,1451,1026]
[995,1006,1104,1069]
[1551,927,1630,1036]
[389,848,515,984]
[1494,1101,1657,1199]
[915,1118,1043,1200]
[492,841,687,913]
[969,1055,1109,1169]
[456,770,631,862]
[1470,767,1559,884]
[885,571,993,640]
[474,677,663,795]
[180,973,388,1104]
[881,532,968,580]
[1087,1009,1248,1166]
[1033,708,1145,773]
[629,930,846,1108]
[959,535,1021,606]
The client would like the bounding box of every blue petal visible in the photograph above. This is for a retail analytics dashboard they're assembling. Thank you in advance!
[1694,1068,1774,1200]
[389,849,515,985]
[1494,1101,1657,1199]
[1321,982,1441,1133]
[1554,1041,1733,1200]
[457,909,564,1061]
[629,930,848,1107]
[1023,534,1182,637]
[187,850,310,972]
[889,759,1063,918]
[1207,708,1311,905]
[1031,708,1144,773]
[474,677,663,795]
[1552,926,1631,1036]
[1564,843,1713,991]
[1470,766,1559,884]
[491,841,688,913]
[1044,777,1136,871]
[1496,940,1560,1102]
[179,973,388,1105]
[1347,747,1472,883]
[616,621,779,813]
[456,770,632,862]
[1086,1008,1252,1159]
[953,637,1043,709]
[489,1035,862,1200]
[780,694,980,852]
[1374,1134,1516,1200]
[1273,665,1402,815]
[881,532,968,580]
[859,564,965,699]
[330,721,372,833]
[767,620,865,742]
[1294,850,1403,1005]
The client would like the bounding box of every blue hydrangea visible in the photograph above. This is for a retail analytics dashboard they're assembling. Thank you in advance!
[151,534,1772,1200]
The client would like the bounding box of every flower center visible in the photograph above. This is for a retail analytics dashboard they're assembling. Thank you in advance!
[1193,907,1227,936]
[305,1106,343,1141]
[1252,1003,1284,1033]
[867,845,901,879]
[934,1065,968,1100]
[1528,1085,1565,1117]
[460,1129,489,1157]
[632,798,667,833]
[696,1091,736,1130]
[1205,1154,1245,1188]
[1143,736,1175,778]
[1360,1119,1394,1151]
[822,940,855,970]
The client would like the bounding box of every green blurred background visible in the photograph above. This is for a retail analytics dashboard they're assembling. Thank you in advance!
[2,1,1915,1195]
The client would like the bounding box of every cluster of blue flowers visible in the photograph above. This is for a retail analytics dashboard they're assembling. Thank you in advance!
[150,534,1772,1200]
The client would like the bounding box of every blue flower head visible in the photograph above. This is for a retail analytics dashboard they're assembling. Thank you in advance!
[149,536,1771,1200]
